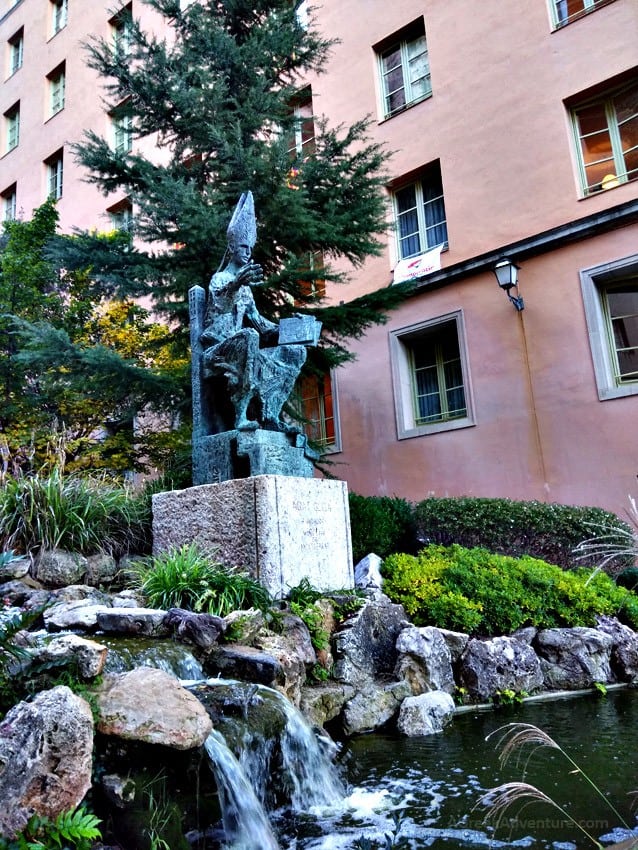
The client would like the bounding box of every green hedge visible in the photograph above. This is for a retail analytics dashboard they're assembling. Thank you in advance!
[382,544,638,637]
[348,493,417,564]
[413,497,633,572]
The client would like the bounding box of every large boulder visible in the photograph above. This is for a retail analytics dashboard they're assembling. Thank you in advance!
[95,668,212,749]
[255,614,316,705]
[85,553,119,587]
[596,616,638,683]
[96,607,170,637]
[33,549,88,588]
[459,636,544,701]
[397,691,455,736]
[332,597,410,689]
[340,681,411,736]
[394,625,455,694]
[34,634,108,679]
[164,607,226,649]
[300,682,356,729]
[0,686,94,838]
[208,644,284,688]
[535,627,614,689]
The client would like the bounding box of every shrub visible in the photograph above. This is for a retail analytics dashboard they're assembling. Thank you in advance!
[349,493,417,564]
[0,468,150,556]
[126,544,271,616]
[413,497,633,572]
[382,544,638,636]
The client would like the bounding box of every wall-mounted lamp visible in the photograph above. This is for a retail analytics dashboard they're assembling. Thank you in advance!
[494,258,524,311]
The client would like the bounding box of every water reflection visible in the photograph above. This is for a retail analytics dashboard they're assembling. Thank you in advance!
[275,689,638,850]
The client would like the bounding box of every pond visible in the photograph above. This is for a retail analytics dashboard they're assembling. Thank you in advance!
[271,688,638,850]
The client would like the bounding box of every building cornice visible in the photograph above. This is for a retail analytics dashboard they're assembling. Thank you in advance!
[413,198,638,292]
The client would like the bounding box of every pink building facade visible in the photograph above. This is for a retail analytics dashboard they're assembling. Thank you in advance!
[1,0,637,517]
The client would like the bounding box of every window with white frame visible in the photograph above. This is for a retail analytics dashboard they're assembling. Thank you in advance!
[376,18,431,119]
[45,149,64,199]
[551,0,616,28]
[571,77,638,196]
[392,162,448,261]
[112,109,132,154]
[50,0,68,35]
[48,63,66,116]
[390,311,474,439]
[581,255,638,400]
[2,184,16,221]
[111,4,132,57]
[287,89,315,160]
[107,198,133,231]
[8,28,23,76]
[4,102,19,152]
[296,370,340,451]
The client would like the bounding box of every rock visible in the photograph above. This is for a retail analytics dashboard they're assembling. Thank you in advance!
[535,627,614,690]
[332,597,410,689]
[299,682,356,729]
[209,644,284,687]
[85,553,119,586]
[341,681,411,736]
[437,628,470,663]
[0,580,51,610]
[0,686,94,838]
[224,608,266,643]
[43,587,113,631]
[164,608,226,649]
[459,636,544,701]
[96,607,170,637]
[95,668,212,749]
[397,691,455,736]
[255,625,314,706]
[394,625,455,694]
[100,774,136,809]
[35,634,108,679]
[110,588,146,608]
[596,616,638,682]
[0,556,29,581]
[34,549,88,588]
[354,553,384,594]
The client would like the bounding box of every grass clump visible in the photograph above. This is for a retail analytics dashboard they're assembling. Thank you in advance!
[0,467,150,556]
[382,544,638,636]
[126,544,271,617]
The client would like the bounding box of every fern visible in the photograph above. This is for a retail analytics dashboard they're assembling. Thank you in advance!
[0,808,101,850]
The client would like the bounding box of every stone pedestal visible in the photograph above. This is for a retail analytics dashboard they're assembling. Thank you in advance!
[152,476,353,598]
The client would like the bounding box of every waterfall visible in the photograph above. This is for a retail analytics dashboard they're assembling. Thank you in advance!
[204,730,281,850]
[200,679,346,847]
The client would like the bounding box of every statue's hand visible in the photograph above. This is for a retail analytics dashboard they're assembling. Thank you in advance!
[236,262,264,287]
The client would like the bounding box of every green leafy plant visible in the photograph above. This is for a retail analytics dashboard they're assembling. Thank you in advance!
[127,544,271,616]
[382,544,638,636]
[493,689,528,707]
[0,807,101,850]
[0,466,150,556]
[594,681,608,696]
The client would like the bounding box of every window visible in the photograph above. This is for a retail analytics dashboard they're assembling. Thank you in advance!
[376,19,431,119]
[392,162,448,261]
[8,28,23,76]
[111,105,133,154]
[50,0,68,35]
[552,0,615,27]
[45,149,64,199]
[111,4,132,57]
[288,89,315,159]
[48,63,66,116]
[297,371,340,450]
[107,198,132,231]
[2,184,16,221]
[297,250,325,302]
[571,78,638,195]
[581,255,638,400]
[390,312,474,439]
[4,102,19,152]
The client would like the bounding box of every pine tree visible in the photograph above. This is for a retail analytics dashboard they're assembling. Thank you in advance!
[62,0,411,371]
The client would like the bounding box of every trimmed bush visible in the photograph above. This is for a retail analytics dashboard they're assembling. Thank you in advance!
[414,497,633,572]
[382,544,638,637]
[349,493,417,564]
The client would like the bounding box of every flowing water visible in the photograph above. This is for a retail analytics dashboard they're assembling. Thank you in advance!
[206,688,638,850]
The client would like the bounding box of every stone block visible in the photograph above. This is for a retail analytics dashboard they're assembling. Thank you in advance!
[152,475,354,598]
